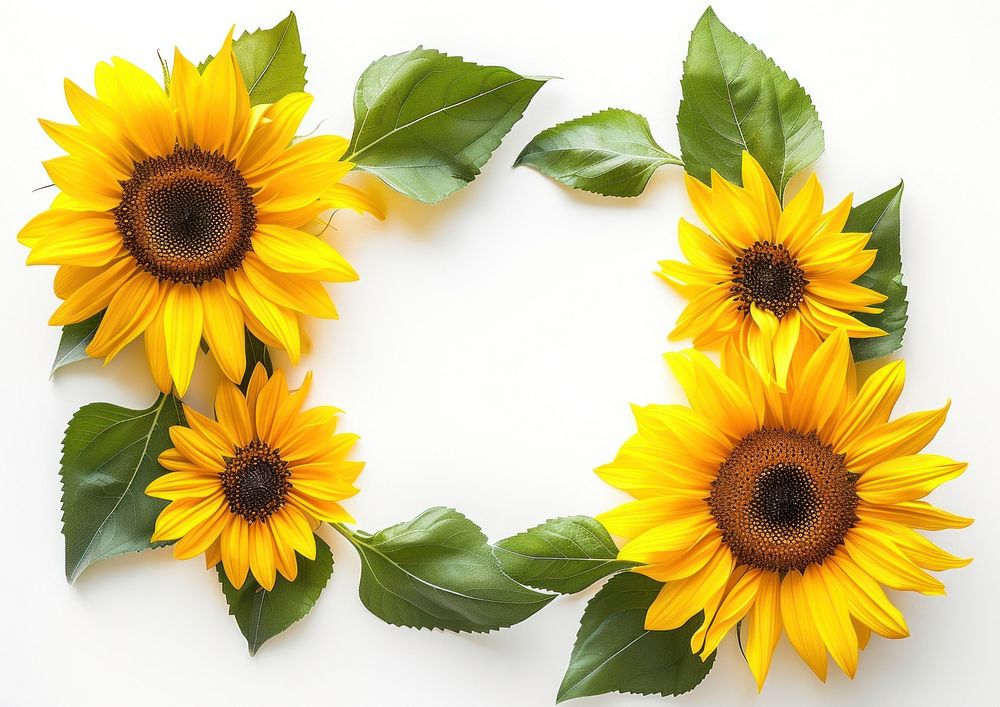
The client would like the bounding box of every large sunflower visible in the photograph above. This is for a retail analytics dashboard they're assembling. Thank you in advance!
[18,32,381,396]
[659,152,885,387]
[146,364,361,589]
[596,329,971,689]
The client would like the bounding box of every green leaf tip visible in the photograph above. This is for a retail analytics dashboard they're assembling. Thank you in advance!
[61,393,185,582]
[200,11,306,106]
[556,573,715,702]
[341,507,555,633]
[515,108,682,198]
[493,515,635,594]
[218,535,334,655]
[677,6,824,198]
[347,47,548,203]
[847,181,908,361]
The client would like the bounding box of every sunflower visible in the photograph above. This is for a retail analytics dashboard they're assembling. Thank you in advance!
[658,152,885,388]
[596,329,971,689]
[18,32,381,396]
[146,364,361,589]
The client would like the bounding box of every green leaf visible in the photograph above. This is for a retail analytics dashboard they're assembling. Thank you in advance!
[340,507,555,632]
[347,48,548,204]
[200,12,306,106]
[677,7,824,197]
[493,516,635,594]
[846,182,908,361]
[515,109,681,197]
[51,310,103,376]
[240,328,273,392]
[61,393,185,582]
[218,535,333,655]
[557,572,715,702]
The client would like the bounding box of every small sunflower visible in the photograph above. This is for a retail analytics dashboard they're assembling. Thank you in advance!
[146,364,361,590]
[596,329,971,689]
[659,152,885,387]
[18,32,381,396]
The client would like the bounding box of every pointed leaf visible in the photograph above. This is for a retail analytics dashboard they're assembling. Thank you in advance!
[51,310,103,376]
[677,7,824,197]
[200,12,306,105]
[240,328,273,392]
[344,507,555,632]
[218,535,333,655]
[847,182,908,361]
[493,515,636,594]
[61,393,185,582]
[347,48,548,203]
[515,109,681,197]
[557,572,714,702]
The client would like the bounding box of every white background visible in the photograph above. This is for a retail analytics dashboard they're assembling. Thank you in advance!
[1,1,996,705]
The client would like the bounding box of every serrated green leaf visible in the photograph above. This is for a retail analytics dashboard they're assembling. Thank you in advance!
[340,507,555,632]
[50,310,103,376]
[557,572,715,702]
[847,182,908,361]
[515,109,681,197]
[493,516,635,594]
[677,7,824,197]
[218,536,333,655]
[200,12,306,106]
[347,47,548,203]
[240,328,273,392]
[61,393,185,582]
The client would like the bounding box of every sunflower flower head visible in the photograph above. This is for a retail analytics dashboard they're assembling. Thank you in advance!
[596,329,971,689]
[659,152,886,388]
[146,364,362,590]
[19,32,383,396]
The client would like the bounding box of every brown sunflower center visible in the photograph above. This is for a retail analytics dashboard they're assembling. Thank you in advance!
[220,440,291,523]
[708,428,857,572]
[115,144,256,286]
[731,241,807,319]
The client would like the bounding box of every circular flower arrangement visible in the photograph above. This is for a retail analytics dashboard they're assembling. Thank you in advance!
[16,5,970,704]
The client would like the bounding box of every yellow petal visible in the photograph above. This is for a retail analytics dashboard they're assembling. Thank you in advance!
[200,279,246,384]
[215,381,253,448]
[700,568,765,658]
[98,58,175,157]
[49,258,136,325]
[779,569,828,681]
[845,403,951,472]
[229,269,301,360]
[597,496,709,539]
[22,211,121,267]
[253,224,358,281]
[143,303,173,394]
[86,272,163,361]
[644,545,733,631]
[238,93,314,177]
[830,360,905,450]
[242,254,339,318]
[856,454,967,505]
[173,502,230,560]
[804,563,858,678]
[221,516,251,589]
[151,492,225,541]
[163,284,203,397]
[745,571,781,691]
[788,328,850,434]
[664,350,758,442]
[249,520,277,591]
[857,500,973,531]
[776,173,824,253]
[145,470,219,500]
[828,551,908,639]
[740,152,780,234]
[844,526,945,595]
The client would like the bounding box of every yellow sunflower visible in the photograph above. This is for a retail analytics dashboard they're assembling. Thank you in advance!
[146,364,361,590]
[18,32,382,396]
[659,152,885,388]
[596,329,971,689]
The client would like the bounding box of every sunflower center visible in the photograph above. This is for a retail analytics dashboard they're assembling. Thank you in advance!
[708,428,858,572]
[220,440,291,523]
[731,241,807,319]
[115,144,256,286]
